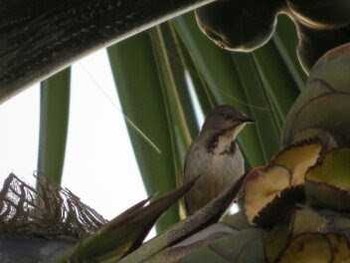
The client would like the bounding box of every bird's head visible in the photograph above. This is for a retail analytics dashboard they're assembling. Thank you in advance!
[201,105,253,139]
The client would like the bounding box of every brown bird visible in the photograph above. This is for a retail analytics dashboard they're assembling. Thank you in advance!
[183,105,252,215]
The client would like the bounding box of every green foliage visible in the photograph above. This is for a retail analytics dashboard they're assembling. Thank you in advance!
[38,68,71,186]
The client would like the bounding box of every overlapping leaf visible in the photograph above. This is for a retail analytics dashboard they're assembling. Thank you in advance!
[61,178,196,262]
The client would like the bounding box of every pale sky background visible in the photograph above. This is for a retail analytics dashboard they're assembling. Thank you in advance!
[0,49,148,220]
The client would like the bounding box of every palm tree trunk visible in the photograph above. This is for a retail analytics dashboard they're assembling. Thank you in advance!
[0,0,215,103]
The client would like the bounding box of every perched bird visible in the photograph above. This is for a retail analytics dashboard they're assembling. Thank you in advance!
[183,105,252,215]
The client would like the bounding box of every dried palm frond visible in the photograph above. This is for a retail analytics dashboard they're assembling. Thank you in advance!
[0,173,107,240]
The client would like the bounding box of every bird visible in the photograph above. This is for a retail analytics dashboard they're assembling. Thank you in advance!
[183,105,252,215]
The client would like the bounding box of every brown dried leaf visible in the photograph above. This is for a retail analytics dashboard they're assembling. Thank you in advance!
[0,173,106,239]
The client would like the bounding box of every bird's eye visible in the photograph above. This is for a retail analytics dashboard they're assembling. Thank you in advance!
[221,112,232,120]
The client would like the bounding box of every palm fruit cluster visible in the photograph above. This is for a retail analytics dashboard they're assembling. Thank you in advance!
[236,43,350,261]
[195,0,350,73]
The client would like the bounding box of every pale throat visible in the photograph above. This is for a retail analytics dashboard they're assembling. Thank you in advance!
[213,123,245,155]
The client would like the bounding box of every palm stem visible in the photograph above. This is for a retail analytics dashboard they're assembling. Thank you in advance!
[0,0,215,103]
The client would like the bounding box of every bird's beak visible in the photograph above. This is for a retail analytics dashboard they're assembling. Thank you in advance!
[228,117,253,138]
[240,117,254,124]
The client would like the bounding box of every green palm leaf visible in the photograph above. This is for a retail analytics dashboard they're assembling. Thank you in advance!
[38,67,70,186]
[107,33,179,232]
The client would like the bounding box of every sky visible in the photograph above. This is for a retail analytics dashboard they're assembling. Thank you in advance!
[0,49,148,220]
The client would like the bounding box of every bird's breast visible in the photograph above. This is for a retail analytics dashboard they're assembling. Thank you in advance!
[184,142,245,214]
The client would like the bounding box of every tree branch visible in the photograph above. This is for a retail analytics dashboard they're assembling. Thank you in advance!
[0,0,215,103]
